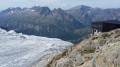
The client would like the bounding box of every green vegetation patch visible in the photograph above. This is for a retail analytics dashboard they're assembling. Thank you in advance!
[80,49,95,55]
[92,36,99,40]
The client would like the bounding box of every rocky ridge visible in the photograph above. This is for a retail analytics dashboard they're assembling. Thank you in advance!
[46,29,120,67]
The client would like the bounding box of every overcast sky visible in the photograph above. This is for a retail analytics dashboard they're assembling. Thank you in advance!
[0,0,120,10]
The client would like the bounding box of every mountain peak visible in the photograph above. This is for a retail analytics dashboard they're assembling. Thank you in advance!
[1,7,22,14]
[78,5,91,8]
[31,6,52,16]
[69,5,91,11]
[52,8,64,13]
[31,6,50,10]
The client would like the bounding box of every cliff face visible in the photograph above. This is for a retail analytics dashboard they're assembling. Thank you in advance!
[46,29,120,67]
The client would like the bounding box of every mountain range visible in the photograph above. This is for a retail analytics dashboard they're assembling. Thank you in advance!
[0,5,120,43]
[67,5,120,26]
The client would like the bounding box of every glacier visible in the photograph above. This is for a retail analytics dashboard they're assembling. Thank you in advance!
[0,28,73,67]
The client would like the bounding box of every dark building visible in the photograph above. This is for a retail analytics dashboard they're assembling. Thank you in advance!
[92,20,120,35]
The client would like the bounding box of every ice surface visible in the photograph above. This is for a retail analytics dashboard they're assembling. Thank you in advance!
[0,28,73,67]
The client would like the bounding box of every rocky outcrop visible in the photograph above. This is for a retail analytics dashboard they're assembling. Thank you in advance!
[46,29,120,67]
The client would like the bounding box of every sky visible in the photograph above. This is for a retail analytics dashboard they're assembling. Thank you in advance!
[0,0,120,10]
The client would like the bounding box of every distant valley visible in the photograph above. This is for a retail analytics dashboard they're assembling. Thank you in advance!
[0,5,120,43]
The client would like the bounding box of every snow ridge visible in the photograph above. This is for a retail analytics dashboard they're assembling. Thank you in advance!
[0,28,73,67]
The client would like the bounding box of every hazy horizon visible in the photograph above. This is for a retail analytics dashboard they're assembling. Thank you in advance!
[0,0,120,10]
